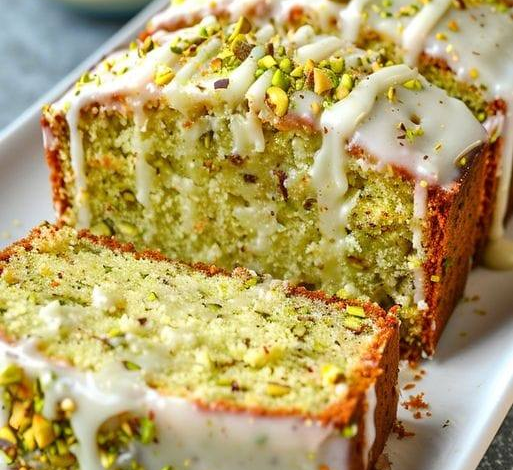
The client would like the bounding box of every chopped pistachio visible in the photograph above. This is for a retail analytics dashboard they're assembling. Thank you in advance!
[9,401,32,432]
[0,364,23,386]
[22,427,36,452]
[266,383,291,397]
[118,221,138,237]
[343,316,363,332]
[122,190,136,203]
[403,78,423,91]
[341,73,354,91]
[258,55,277,69]
[90,222,113,237]
[477,111,487,123]
[279,58,293,73]
[272,69,291,90]
[100,449,117,469]
[32,414,56,449]
[266,86,289,117]
[387,86,396,102]
[329,57,345,74]
[295,78,305,90]
[147,291,159,301]
[321,364,344,385]
[341,423,358,438]
[405,126,424,143]
[290,65,304,78]
[123,361,141,371]
[335,83,350,100]
[313,68,335,94]
[244,277,258,288]
[346,305,366,318]
[170,44,183,54]
[139,37,155,57]
[139,417,156,444]
[155,64,175,86]
[336,288,349,299]
[48,453,77,467]
[0,426,17,445]
[231,35,254,61]
[229,16,252,42]
[304,59,315,75]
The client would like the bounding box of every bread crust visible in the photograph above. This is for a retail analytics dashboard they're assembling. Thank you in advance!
[419,143,489,358]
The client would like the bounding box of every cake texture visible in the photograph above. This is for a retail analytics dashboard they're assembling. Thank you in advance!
[41,9,490,357]
[0,224,399,470]
[148,0,513,267]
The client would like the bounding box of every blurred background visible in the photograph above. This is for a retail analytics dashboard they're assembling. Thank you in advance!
[0,0,151,129]
[0,0,511,468]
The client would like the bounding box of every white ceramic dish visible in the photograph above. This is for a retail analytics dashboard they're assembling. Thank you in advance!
[48,0,154,17]
[1,1,512,468]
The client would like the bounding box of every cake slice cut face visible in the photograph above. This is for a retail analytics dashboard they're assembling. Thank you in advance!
[42,13,489,356]
[0,225,399,470]
[150,0,513,266]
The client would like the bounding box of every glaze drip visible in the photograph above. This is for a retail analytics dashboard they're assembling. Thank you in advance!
[311,65,417,244]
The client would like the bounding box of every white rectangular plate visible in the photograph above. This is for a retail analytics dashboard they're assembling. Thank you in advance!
[1,1,512,469]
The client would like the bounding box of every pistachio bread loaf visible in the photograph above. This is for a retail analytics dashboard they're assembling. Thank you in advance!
[42,10,489,357]
[149,0,513,266]
[0,224,399,470]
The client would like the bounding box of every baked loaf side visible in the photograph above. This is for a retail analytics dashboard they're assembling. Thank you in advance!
[148,0,513,267]
[42,13,488,356]
[0,224,399,470]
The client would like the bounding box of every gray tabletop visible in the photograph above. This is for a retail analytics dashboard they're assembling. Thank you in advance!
[0,0,511,468]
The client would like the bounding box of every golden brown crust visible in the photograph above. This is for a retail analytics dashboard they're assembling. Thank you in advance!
[41,114,71,219]
[474,134,502,257]
[417,142,489,358]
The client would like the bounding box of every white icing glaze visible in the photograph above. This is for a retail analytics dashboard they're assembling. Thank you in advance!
[340,0,369,42]
[230,110,266,156]
[246,69,274,113]
[423,6,513,264]
[288,90,324,128]
[295,36,345,65]
[402,0,452,66]
[353,78,486,187]
[0,340,367,470]
[363,385,377,468]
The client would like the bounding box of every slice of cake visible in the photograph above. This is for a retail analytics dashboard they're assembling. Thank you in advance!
[0,224,399,470]
[148,0,513,266]
[41,13,489,357]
